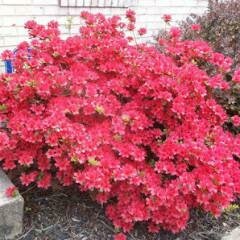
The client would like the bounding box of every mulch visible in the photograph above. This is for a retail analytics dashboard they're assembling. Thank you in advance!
[13,185,240,240]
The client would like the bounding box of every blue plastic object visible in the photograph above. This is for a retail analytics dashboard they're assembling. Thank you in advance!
[3,48,32,73]
[4,60,13,73]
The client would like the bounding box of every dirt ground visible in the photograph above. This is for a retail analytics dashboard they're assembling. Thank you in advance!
[13,185,240,240]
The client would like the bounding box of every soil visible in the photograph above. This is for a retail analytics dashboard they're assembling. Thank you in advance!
[14,185,240,240]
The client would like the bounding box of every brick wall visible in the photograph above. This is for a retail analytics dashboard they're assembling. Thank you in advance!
[0,0,208,72]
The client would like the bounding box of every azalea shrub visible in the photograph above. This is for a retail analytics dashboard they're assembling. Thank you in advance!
[181,0,240,68]
[180,0,240,120]
[1,10,240,237]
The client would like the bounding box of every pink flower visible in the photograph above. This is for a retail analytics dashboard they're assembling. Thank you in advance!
[127,23,135,31]
[1,50,13,60]
[191,24,201,31]
[55,157,71,171]
[18,151,34,166]
[138,28,147,36]
[233,69,240,83]
[126,9,136,23]
[0,132,9,151]
[24,20,37,29]
[20,171,38,186]
[5,186,18,198]
[211,53,232,72]
[127,36,134,42]
[162,14,172,23]
[37,173,52,189]
[169,27,182,39]
[114,233,127,240]
[232,115,240,126]
[0,10,239,236]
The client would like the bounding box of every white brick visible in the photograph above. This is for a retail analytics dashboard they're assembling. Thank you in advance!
[61,33,71,39]
[90,7,112,14]
[0,46,15,53]
[14,6,45,15]
[0,65,5,74]
[33,15,59,24]
[137,14,158,23]
[126,0,137,7]
[2,16,30,27]
[31,0,58,5]
[133,7,147,14]
[144,22,163,30]
[20,15,78,27]
[84,0,92,6]
[150,0,206,7]
[165,6,205,15]
[67,0,76,5]
[2,0,31,4]
[0,0,209,51]
[88,0,96,6]
[98,0,105,7]
[60,0,68,6]
[170,14,193,22]
[16,27,28,36]
[144,7,163,15]
[0,6,15,15]
[109,8,126,15]
[138,0,155,7]
[104,0,112,6]
[44,6,70,15]
[68,7,84,15]
[0,37,4,46]
[75,0,82,6]
[3,36,28,46]
[0,27,18,36]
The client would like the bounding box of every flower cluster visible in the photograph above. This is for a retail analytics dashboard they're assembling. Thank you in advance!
[1,11,240,236]
[5,186,18,198]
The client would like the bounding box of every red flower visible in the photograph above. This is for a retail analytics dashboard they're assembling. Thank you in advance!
[127,23,135,31]
[24,20,37,29]
[5,186,18,198]
[233,69,240,83]
[162,14,172,23]
[114,233,127,240]
[55,157,71,171]
[1,50,13,61]
[0,132,9,151]
[169,27,182,38]
[126,9,136,23]
[191,24,201,31]
[18,151,34,166]
[20,171,38,186]
[138,28,147,36]
[232,115,240,126]
[37,173,52,189]
[0,10,239,236]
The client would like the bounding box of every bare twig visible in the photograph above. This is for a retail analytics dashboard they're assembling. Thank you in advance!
[16,227,33,240]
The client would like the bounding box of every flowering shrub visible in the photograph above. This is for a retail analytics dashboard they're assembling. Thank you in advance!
[180,0,240,122]
[181,0,240,68]
[0,10,240,236]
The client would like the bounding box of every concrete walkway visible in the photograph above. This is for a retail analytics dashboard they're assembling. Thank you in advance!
[222,226,240,240]
[0,169,24,239]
